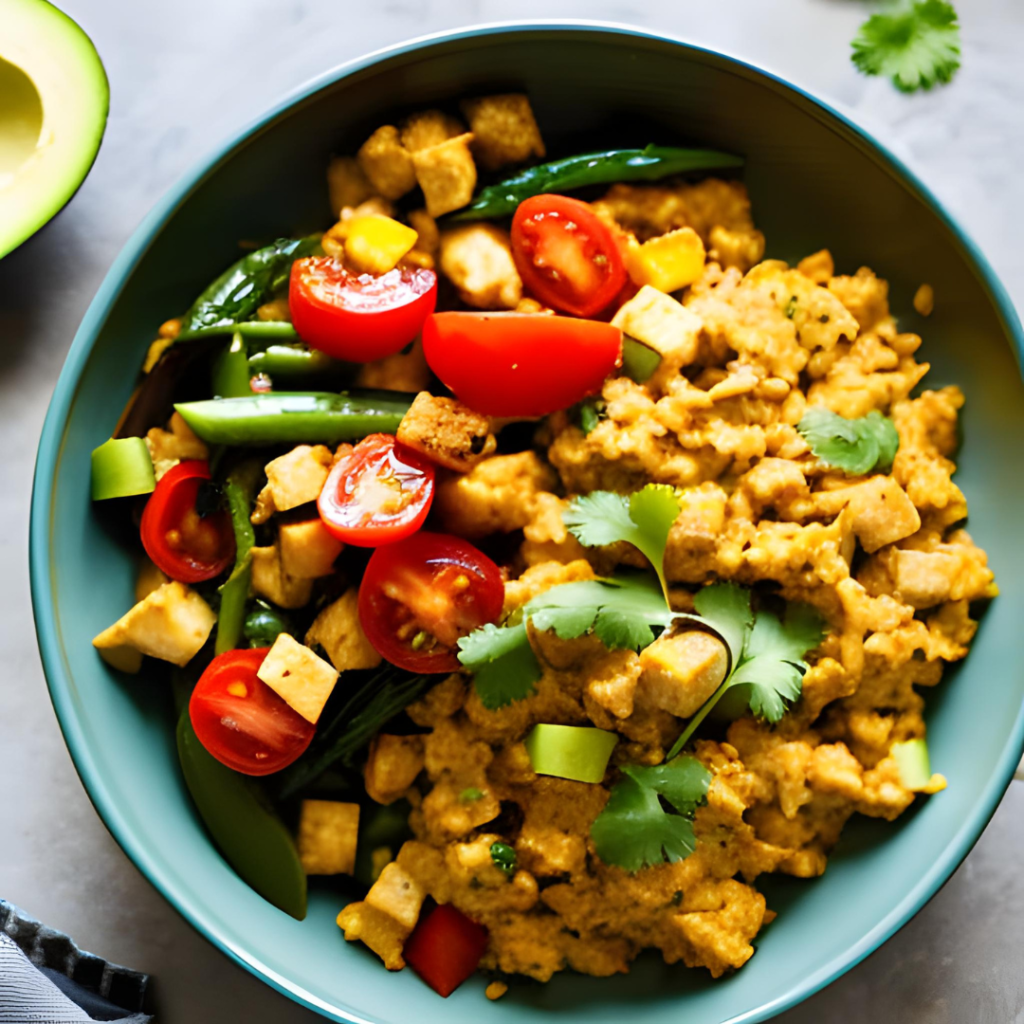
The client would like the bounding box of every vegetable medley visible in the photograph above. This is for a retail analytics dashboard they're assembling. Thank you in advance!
[90,92,995,998]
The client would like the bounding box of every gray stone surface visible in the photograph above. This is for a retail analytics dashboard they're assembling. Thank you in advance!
[2,1,1023,1021]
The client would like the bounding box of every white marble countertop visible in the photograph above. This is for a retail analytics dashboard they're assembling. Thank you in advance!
[2,1,1023,1020]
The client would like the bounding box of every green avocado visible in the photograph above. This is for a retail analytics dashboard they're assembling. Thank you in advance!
[0,0,109,258]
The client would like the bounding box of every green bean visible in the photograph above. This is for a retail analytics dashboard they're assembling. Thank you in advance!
[621,336,662,383]
[176,321,299,343]
[174,391,411,446]
[176,711,307,920]
[214,461,261,655]
[211,331,252,398]
[454,145,744,220]
[247,344,343,378]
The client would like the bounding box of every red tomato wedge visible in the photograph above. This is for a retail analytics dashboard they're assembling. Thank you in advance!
[358,532,504,673]
[289,257,437,362]
[189,648,315,776]
[421,312,622,417]
[318,434,435,547]
[404,904,489,997]
[511,194,626,317]
[140,460,235,583]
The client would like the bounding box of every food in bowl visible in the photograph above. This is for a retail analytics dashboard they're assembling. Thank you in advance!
[88,92,995,998]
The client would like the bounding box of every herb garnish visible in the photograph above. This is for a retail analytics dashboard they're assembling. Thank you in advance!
[490,841,517,877]
[797,407,900,476]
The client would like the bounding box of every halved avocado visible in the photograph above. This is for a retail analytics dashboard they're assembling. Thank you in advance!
[0,0,108,258]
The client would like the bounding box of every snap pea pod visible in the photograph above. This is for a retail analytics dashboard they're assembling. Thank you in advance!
[248,344,343,379]
[178,236,319,336]
[175,390,411,446]
[454,144,744,220]
[176,710,307,920]
[178,321,299,343]
[211,331,252,399]
[215,461,261,655]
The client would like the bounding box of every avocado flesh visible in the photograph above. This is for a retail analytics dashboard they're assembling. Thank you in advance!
[0,0,109,259]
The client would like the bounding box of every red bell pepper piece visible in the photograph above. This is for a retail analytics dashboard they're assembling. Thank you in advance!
[403,904,488,997]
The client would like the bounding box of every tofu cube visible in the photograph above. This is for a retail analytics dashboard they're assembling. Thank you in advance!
[847,477,921,553]
[298,800,360,875]
[250,544,313,609]
[439,224,522,309]
[639,630,728,718]
[400,109,465,153]
[624,227,706,294]
[365,862,426,931]
[611,285,702,364]
[278,519,343,579]
[92,581,216,668]
[895,549,957,609]
[365,734,425,805]
[357,125,417,200]
[411,133,477,218]
[337,901,408,970]
[408,209,439,259]
[327,155,374,216]
[135,557,169,603]
[257,633,339,724]
[460,93,545,170]
[396,392,496,473]
[305,588,382,671]
[96,644,143,674]
[344,214,419,276]
[145,411,208,480]
[264,445,333,512]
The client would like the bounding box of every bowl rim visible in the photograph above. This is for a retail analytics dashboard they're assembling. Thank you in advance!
[29,19,1024,1024]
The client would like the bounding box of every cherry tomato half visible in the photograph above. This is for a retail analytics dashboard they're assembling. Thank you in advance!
[140,460,235,584]
[421,312,622,418]
[289,257,437,362]
[511,194,626,318]
[359,532,504,673]
[189,648,315,776]
[318,434,435,547]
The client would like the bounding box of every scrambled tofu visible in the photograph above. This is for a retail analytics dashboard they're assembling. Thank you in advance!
[298,800,360,875]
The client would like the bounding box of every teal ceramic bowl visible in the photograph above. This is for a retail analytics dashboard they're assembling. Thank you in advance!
[30,22,1024,1024]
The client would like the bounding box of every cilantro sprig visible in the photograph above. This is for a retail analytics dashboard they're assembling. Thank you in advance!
[590,755,711,872]
[851,0,961,93]
[665,586,825,759]
[564,484,681,599]
[797,407,900,476]
[458,573,683,709]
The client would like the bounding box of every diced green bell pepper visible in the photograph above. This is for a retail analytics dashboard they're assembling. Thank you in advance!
[524,723,619,784]
[90,437,156,500]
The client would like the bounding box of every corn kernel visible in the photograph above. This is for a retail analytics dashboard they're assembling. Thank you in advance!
[344,215,419,275]
[624,226,706,293]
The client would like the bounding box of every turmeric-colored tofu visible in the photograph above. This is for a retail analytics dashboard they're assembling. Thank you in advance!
[305,587,382,671]
[278,519,343,579]
[257,633,339,724]
[250,544,313,609]
[439,224,522,309]
[396,392,496,473]
[365,734,425,805]
[638,631,728,718]
[460,93,545,170]
[411,133,477,218]
[894,549,957,608]
[298,800,360,875]
[611,285,702,364]
[846,477,921,553]
[93,581,216,668]
[337,902,409,970]
[408,209,439,259]
[365,862,426,931]
[400,109,465,153]
[135,558,169,603]
[145,412,208,481]
[357,125,417,200]
[344,214,419,275]
[263,445,333,513]
[327,155,374,215]
[623,227,706,294]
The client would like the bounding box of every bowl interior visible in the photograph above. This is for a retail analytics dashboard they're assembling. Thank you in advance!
[32,25,1024,1024]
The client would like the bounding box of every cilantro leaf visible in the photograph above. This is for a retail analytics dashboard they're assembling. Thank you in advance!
[457,621,542,709]
[564,484,681,598]
[797,407,900,476]
[591,755,711,872]
[852,0,961,93]
[692,582,753,669]
[729,654,804,722]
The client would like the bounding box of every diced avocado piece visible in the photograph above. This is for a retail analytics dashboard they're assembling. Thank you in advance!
[892,738,944,792]
[621,336,662,384]
[90,437,156,500]
[0,0,108,258]
[524,724,618,784]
